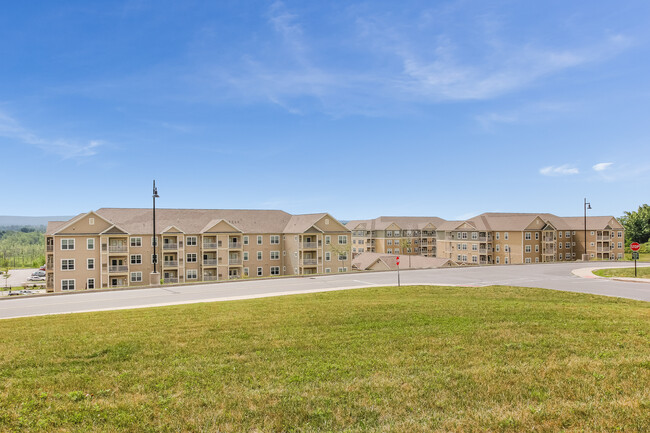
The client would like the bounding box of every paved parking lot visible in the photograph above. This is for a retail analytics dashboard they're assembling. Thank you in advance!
[0,269,45,294]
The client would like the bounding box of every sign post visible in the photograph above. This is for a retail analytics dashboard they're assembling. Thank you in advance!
[630,242,641,277]
[396,256,400,287]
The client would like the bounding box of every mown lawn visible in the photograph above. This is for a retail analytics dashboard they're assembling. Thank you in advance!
[1,285,649,432]
[593,267,650,278]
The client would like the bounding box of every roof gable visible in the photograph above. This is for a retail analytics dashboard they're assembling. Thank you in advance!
[200,219,242,233]
[100,224,129,235]
[56,211,114,234]
[161,225,185,234]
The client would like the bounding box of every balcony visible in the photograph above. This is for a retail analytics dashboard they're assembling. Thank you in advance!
[163,260,178,267]
[478,236,487,242]
[228,242,242,249]
[479,248,487,254]
[597,236,609,241]
[203,259,218,266]
[109,265,128,273]
[203,275,218,281]
[302,242,318,249]
[203,242,218,249]
[46,245,54,252]
[597,247,610,252]
[229,258,242,265]
[109,245,128,253]
[302,258,318,266]
[163,278,178,284]
[163,243,178,250]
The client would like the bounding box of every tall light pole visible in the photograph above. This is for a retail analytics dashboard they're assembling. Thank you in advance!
[152,180,160,282]
[584,198,591,261]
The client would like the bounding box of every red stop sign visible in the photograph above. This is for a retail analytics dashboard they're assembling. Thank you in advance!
[630,242,641,251]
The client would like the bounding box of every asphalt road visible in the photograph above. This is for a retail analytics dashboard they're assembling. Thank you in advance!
[1,262,649,320]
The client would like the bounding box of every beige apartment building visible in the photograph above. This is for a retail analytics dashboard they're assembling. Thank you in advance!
[348,213,625,265]
[45,209,351,292]
[435,213,625,265]
[346,216,446,258]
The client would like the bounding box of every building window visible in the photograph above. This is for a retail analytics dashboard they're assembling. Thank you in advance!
[87,258,94,270]
[130,254,142,265]
[257,236,263,245]
[87,278,95,289]
[338,267,348,272]
[525,245,531,253]
[151,237,158,247]
[504,245,509,252]
[591,231,595,236]
[559,231,563,238]
[462,232,468,239]
[618,242,622,248]
[87,238,95,250]
[394,248,399,254]
[387,249,392,254]
[471,232,478,240]
[186,236,197,246]
[186,253,197,263]
[61,259,75,270]
[565,231,570,237]
[535,257,539,263]
[243,252,249,261]
[496,257,500,264]
[257,267,263,276]
[525,258,531,263]
[472,256,478,263]
[61,279,75,291]
[270,235,280,245]
[504,232,509,240]
[270,251,280,260]
[271,266,280,275]
[338,252,347,260]
[61,239,75,250]
[590,242,595,247]
[131,272,143,282]
[131,237,142,247]
[457,254,462,261]
[496,245,500,252]
[325,236,331,244]
[257,251,262,260]
[462,255,468,262]
[338,235,347,244]
[462,243,467,250]
[535,245,539,252]
[325,268,331,273]
[496,233,500,240]
[325,252,331,261]
[89,217,95,225]
[186,269,197,280]
[559,243,563,249]
[535,232,539,240]
[387,240,392,246]
[504,257,509,264]
[243,267,249,277]
[565,253,570,259]
[565,242,570,249]
[525,233,531,240]
[472,244,478,251]
[618,231,622,238]
[243,236,249,245]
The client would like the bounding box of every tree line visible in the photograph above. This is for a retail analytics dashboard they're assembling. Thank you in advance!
[619,204,650,249]
[0,228,46,268]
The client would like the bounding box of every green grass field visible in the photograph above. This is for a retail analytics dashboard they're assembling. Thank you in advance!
[593,267,650,278]
[1,286,649,432]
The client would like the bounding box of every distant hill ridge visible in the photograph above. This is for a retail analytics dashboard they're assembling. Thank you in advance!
[0,216,74,227]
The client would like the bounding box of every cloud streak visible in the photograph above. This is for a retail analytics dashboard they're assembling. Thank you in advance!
[593,162,613,171]
[0,110,102,160]
[540,165,579,176]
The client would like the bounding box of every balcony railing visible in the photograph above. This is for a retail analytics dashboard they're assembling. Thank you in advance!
[597,247,610,252]
[203,242,218,249]
[203,259,218,266]
[163,278,178,284]
[478,236,487,242]
[163,260,178,267]
[108,265,128,273]
[302,259,318,266]
[302,242,318,249]
[229,242,242,249]
[203,275,218,281]
[163,243,178,250]
[229,258,242,265]
[228,275,240,280]
[46,245,54,252]
[109,245,128,253]
[479,248,487,254]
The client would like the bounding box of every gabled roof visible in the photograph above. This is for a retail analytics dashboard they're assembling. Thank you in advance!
[283,213,328,233]
[346,216,447,232]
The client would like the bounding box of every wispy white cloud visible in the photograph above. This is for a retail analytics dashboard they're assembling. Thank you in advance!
[540,165,579,176]
[475,101,577,129]
[593,162,613,171]
[0,110,102,160]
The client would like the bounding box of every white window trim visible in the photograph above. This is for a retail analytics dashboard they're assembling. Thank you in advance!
[61,239,75,250]
[131,237,143,247]
[87,258,94,270]
[61,279,75,291]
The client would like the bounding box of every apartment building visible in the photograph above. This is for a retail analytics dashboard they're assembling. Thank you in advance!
[435,213,625,265]
[345,216,446,258]
[45,208,351,292]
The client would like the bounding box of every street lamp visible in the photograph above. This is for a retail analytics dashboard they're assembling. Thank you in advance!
[584,198,591,261]
[152,180,160,276]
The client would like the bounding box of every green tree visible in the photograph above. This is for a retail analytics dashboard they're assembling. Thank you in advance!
[619,204,650,245]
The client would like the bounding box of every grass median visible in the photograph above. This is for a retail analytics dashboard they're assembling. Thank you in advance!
[593,267,650,278]
[1,285,649,432]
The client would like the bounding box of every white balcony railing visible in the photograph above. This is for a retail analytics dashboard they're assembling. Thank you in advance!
[109,245,128,253]
[229,242,242,249]
[163,260,178,267]
[302,242,318,249]
[203,275,218,281]
[109,265,128,273]
[203,259,218,266]
[302,259,318,266]
[229,258,242,265]
[163,243,178,250]
[203,242,218,249]
[163,278,178,284]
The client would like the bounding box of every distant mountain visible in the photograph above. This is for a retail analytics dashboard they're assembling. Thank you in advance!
[0,216,73,227]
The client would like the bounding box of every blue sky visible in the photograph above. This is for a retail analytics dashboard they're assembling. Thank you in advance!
[2,0,649,220]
